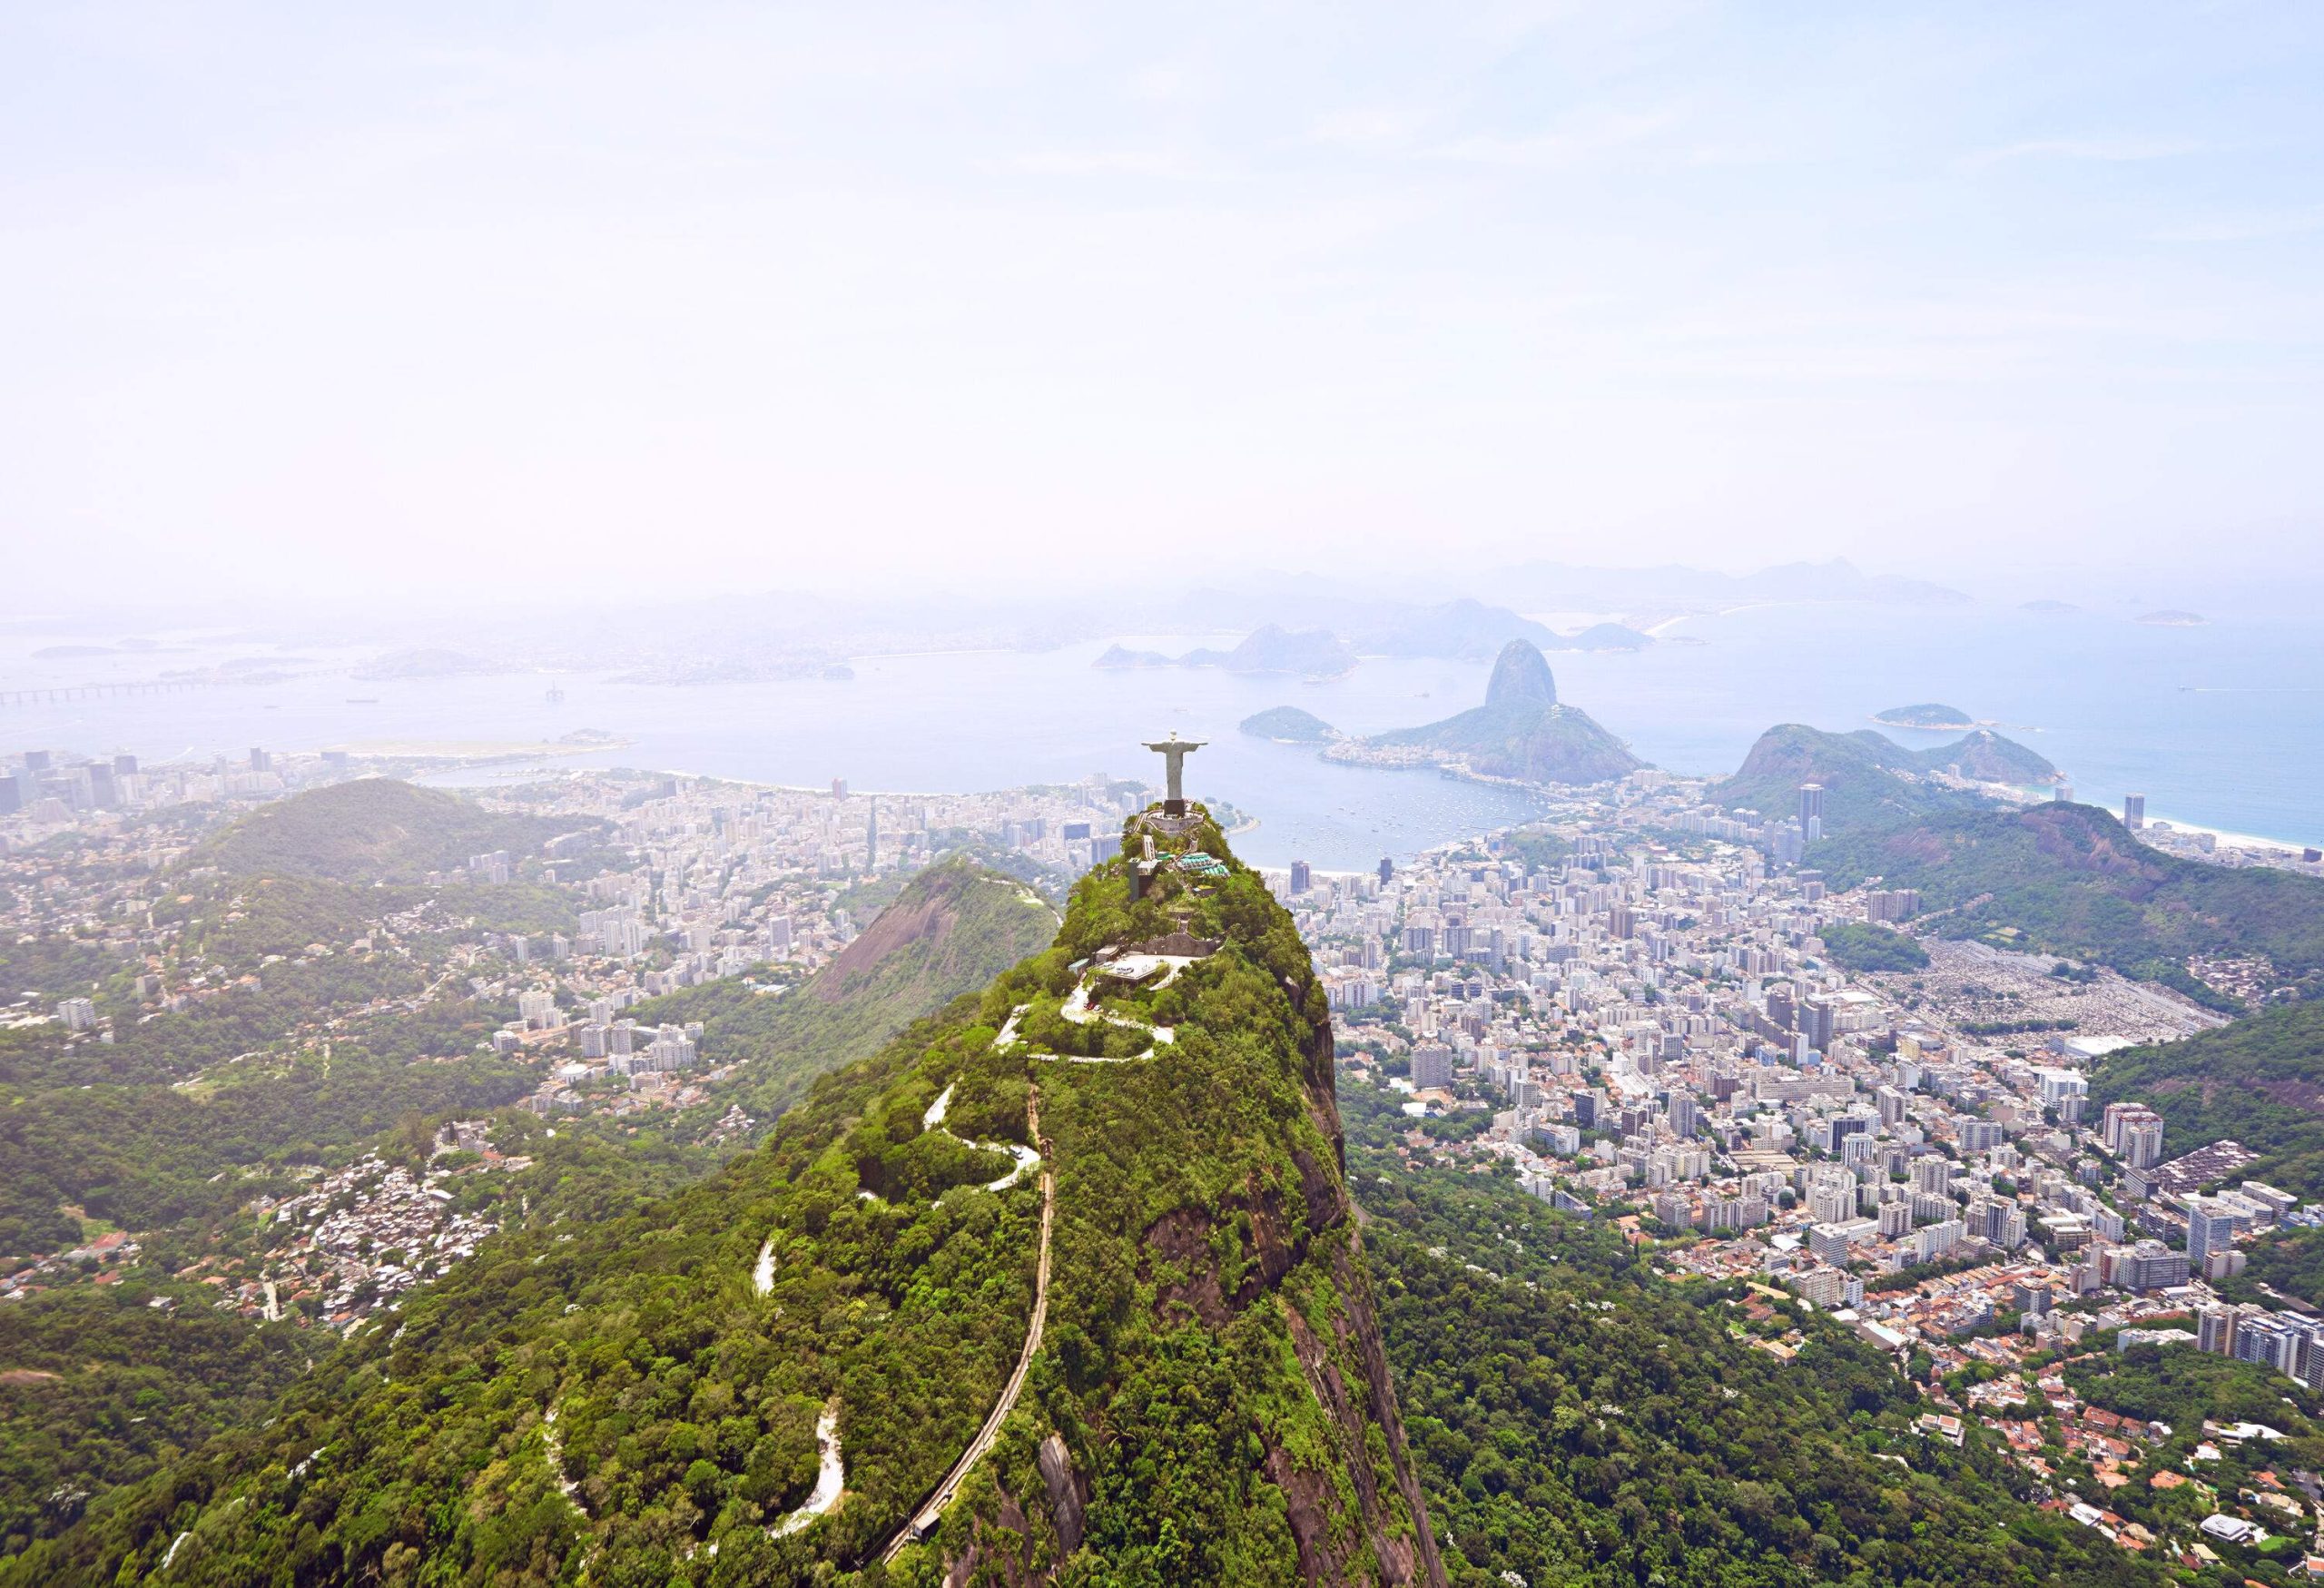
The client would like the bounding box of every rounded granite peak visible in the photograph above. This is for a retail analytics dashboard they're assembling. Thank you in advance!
[1484,638,1558,709]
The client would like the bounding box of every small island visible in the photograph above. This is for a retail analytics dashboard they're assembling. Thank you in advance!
[1560,622,1653,651]
[2135,609,2207,627]
[1239,705,1339,744]
[1872,703,1977,731]
[1092,644,1177,670]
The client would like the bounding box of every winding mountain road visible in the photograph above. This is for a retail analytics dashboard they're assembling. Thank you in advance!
[879,1089,1054,1566]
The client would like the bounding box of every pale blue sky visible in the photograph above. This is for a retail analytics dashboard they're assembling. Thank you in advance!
[5,4,2321,605]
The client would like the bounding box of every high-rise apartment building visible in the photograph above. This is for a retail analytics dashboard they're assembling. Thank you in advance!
[2188,1198,2241,1271]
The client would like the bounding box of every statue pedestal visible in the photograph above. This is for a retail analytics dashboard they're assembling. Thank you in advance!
[1134,810,1202,841]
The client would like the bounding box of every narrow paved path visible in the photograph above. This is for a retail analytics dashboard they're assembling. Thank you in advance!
[770,1406,845,1536]
[880,1089,1054,1566]
[1003,952,1199,1065]
[822,945,1210,1563]
[754,1072,1053,1546]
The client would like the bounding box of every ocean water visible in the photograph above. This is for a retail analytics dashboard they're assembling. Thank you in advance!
[3,600,2319,868]
[1546,602,2324,848]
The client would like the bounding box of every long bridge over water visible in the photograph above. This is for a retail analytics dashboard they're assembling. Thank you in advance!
[0,680,215,707]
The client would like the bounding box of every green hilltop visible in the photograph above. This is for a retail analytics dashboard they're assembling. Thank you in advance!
[1713,724,1972,831]
[1922,727,2058,785]
[1713,723,2056,834]
[1872,702,1974,729]
[9,805,2195,1588]
[1814,801,2324,1004]
[18,807,1445,1586]
[191,778,590,884]
[1239,705,1339,743]
[635,856,1060,1124]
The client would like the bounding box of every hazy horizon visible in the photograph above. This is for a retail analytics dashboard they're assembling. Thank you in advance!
[5,4,2323,609]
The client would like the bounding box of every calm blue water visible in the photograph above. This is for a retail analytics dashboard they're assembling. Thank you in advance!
[4,600,2319,864]
[1548,603,2324,846]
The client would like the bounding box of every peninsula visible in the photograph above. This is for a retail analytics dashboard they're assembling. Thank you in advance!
[1332,638,1642,785]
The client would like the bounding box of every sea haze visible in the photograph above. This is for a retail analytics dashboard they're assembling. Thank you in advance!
[2,598,2319,865]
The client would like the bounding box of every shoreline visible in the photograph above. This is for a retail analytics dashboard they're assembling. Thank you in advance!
[2143,814,2318,856]
[335,737,631,760]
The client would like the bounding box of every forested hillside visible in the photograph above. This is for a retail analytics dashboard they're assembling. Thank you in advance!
[0,1286,310,1559]
[2090,1001,2324,1198]
[1340,1080,2156,1588]
[12,799,2219,1587]
[1713,724,1983,833]
[635,856,1059,1124]
[191,778,588,883]
[11,806,1444,1587]
[1815,803,2324,1002]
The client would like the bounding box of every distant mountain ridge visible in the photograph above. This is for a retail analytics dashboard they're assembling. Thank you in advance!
[1095,602,1649,677]
[1095,624,1354,676]
[1714,724,2057,833]
[1480,557,1969,611]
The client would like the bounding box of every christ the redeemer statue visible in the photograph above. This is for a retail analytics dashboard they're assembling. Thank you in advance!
[1144,732,1206,816]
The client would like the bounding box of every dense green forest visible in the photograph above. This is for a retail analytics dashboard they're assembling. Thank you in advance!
[1815,803,2324,1001]
[0,1026,531,1260]
[3,1001,1036,1585]
[0,1285,311,1560]
[0,934,120,1007]
[2088,1000,2324,1198]
[2226,1224,2324,1309]
[5,808,1442,1587]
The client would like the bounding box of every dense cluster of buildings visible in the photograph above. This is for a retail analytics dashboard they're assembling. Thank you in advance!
[0,744,333,828]
[1282,771,2300,1365]
[458,771,1137,1114]
[1284,769,2324,1562]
